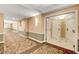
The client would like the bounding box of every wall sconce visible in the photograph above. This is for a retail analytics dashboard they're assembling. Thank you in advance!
[35,17,38,26]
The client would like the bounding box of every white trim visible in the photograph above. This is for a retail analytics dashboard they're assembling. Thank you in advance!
[29,36,43,43]
[18,33,27,38]
[45,10,77,18]
[44,16,47,42]
[29,31,44,34]
[74,10,79,53]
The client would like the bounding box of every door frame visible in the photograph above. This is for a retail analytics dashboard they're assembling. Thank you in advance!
[44,10,78,52]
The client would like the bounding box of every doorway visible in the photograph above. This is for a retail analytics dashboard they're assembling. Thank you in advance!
[45,11,78,51]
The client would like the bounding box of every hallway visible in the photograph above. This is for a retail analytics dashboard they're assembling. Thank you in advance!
[0,4,78,54]
[0,0,78,59]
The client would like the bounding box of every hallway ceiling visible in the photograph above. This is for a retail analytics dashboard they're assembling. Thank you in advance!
[0,4,74,21]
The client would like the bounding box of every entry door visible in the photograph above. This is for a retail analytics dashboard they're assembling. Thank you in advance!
[46,12,77,51]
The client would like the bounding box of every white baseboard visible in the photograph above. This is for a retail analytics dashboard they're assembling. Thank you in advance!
[28,37,44,43]
[18,33,27,38]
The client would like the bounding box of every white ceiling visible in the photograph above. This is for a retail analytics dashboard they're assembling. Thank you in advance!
[0,4,74,21]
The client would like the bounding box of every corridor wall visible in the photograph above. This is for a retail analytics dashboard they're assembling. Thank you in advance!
[28,14,44,43]
[17,18,28,38]
[0,13,4,53]
[16,14,44,43]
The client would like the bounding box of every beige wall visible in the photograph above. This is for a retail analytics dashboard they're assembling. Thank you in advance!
[28,14,44,34]
[16,14,44,34]
[0,13,3,33]
[21,19,28,32]
[17,18,28,32]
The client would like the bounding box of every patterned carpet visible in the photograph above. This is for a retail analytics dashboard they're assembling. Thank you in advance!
[4,29,38,54]
[31,44,63,54]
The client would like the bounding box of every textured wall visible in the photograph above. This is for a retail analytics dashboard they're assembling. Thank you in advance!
[0,14,3,33]
[28,15,44,34]
[17,14,44,42]
[17,19,28,32]
[28,14,44,41]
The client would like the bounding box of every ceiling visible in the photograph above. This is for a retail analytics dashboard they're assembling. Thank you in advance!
[0,4,74,21]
